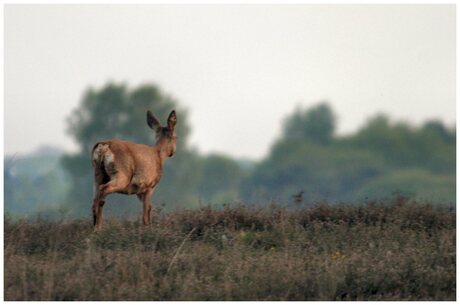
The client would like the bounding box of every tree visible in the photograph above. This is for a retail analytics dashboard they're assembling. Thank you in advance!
[62,82,198,217]
[282,102,336,145]
[240,139,386,204]
[5,151,69,218]
[422,120,455,143]
[197,154,244,203]
[242,103,455,205]
[346,115,455,175]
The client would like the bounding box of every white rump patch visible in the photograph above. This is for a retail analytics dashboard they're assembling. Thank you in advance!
[92,144,112,164]
[103,150,115,166]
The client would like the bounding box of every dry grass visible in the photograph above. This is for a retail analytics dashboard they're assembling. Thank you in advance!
[4,198,456,300]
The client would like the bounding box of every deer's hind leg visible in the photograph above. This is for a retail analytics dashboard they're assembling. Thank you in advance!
[99,175,130,195]
[92,165,109,229]
[92,186,105,229]
[92,174,130,230]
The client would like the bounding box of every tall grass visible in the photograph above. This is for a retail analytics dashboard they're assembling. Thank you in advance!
[4,198,456,300]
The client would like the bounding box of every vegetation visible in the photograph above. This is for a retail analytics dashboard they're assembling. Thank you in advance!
[4,147,70,217]
[4,198,455,301]
[242,104,455,204]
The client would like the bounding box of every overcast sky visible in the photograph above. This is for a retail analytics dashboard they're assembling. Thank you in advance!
[4,4,456,159]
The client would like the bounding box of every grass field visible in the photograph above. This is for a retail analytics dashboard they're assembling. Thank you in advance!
[4,198,456,301]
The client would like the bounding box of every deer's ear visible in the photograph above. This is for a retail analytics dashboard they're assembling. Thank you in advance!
[167,110,177,130]
[147,110,162,131]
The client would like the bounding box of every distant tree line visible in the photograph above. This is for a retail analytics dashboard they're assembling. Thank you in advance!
[4,82,455,218]
[4,147,70,217]
[243,104,455,205]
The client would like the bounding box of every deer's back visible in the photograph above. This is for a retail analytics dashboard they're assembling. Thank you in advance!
[93,139,162,191]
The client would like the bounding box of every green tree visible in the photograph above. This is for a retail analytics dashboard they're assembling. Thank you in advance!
[241,139,386,204]
[345,115,455,175]
[5,151,69,218]
[197,154,244,203]
[241,103,455,205]
[422,120,455,143]
[282,102,336,145]
[62,83,198,217]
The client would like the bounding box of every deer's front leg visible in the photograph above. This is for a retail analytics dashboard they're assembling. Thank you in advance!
[93,198,105,230]
[138,188,154,225]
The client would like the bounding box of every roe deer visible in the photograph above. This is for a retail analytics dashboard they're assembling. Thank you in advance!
[91,110,177,230]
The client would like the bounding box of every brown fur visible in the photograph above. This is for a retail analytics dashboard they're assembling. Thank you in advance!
[91,110,177,229]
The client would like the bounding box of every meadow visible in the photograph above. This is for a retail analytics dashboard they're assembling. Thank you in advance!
[4,197,456,301]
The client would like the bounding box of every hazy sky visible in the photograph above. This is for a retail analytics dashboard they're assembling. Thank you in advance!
[4,4,456,159]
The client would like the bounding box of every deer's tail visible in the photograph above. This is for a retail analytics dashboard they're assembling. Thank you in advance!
[92,143,108,165]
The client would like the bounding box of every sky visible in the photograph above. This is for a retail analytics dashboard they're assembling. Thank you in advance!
[4,4,456,160]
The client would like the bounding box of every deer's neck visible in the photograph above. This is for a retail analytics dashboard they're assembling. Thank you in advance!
[152,144,170,165]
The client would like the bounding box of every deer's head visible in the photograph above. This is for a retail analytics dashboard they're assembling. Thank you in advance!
[147,110,177,157]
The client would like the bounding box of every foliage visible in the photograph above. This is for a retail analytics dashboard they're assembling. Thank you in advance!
[241,139,387,203]
[242,103,455,205]
[4,200,456,300]
[283,103,335,144]
[342,115,455,174]
[198,154,244,203]
[4,149,69,217]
